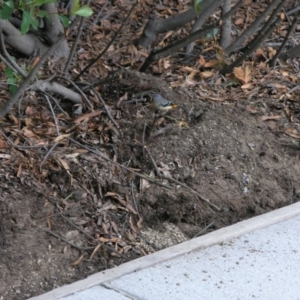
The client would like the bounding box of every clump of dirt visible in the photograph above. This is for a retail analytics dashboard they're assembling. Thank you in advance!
[1,71,300,299]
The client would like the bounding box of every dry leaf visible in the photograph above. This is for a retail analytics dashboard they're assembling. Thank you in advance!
[74,111,102,124]
[246,105,258,114]
[70,254,84,266]
[89,244,102,260]
[201,71,214,79]
[54,134,71,142]
[261,115,281,121]
[285,127,300,139]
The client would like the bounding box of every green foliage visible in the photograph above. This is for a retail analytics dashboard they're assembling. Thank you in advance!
[59,15,69,27]
[71,0,93,17]
[5,63,22,95]
[0,0,93,34]
[0,0,14,19]
[192,0,203,14]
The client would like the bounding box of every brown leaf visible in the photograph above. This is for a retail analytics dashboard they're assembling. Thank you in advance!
[261,115,281,121]
[198,55,206,66]
[74,111,102,124]
[70,254,84,266]
[285,127,300,139]
[53,134,71,142]
[246,105,258,114]
[89,244,102,260]
[129,214,139,233]
[46,216,52,230]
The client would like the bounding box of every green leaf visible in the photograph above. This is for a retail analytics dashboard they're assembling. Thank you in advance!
[9,84,18,95]
[7,77,16,85]
[59,15,69,27]
[28,13,39,30]
[21,10,30,34]
[0,0,14,19]
[70,0,80,14]
[72,5,93,17]
[192,0,203,13]
[5,67,13,77]
[37,10,48,18]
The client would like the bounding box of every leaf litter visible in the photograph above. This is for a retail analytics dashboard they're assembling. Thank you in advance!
[1,0,300,298]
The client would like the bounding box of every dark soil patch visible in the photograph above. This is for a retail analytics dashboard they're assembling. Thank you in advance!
[1,73,300,299]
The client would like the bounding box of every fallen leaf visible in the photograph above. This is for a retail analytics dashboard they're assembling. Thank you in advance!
[70,254,84,266]
[54,134,70,142]
[285,127,300,139]
[261,115,281,121]
[246,105,258,114]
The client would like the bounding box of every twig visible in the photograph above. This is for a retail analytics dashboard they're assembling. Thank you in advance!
[73,2,137,81]
[140,25,215,72]
[142,122,147,146]
[63,0,91,76]
[160,174,222,211]
[0,17,80,120]
[270,9,300,66]
[91,87,119,128]
[68,137,173,190]
[39,91,69,116]
[40,142,59,167]
[0,30,27,78]
[42,228,93,251]
[0,129,47,149]
[131,182,140,219]
[92,0,109,25]
[55,76,93,109]
[42,93,60,136]
[60,215,129,260]
[0,23,76,120]
[128,141,221,211]
[144,147,161,177]
[192,221,214,238]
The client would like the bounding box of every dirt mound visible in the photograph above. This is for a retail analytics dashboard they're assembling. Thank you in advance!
[1,72,299,299]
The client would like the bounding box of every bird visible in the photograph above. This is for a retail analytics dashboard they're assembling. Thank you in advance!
[150,92,178,112]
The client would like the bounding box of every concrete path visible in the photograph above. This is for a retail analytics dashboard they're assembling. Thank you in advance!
[29,201,300,300]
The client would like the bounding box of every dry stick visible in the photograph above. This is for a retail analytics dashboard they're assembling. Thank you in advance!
[40,142,59,167]
[142,122,147,146]
[224,0,281,55]
[0,21,78,120]
[270,9,300,66]
[0,129,47,149]
[140,25,215,72]
[60,215,129,260]
[140,0,242,72]
[144,147,160,176]
[0,30,27,78]
[87,70,120,89]
[68,137,173,190]
[39,91,69,116]
[131,182,141,219]
[73,1,137,81]
[55,76,93,109]
[160,174,222,211]
[42,228,93,252]
[63,0,91,76]
[144,146,221,211]
[90,87,119,128]
[220,13,282,74]
[192,221,215,238]
[42,93,60,135]
[92,0,109,25]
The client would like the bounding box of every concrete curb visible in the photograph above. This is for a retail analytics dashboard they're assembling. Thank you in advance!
[29,201,300,300]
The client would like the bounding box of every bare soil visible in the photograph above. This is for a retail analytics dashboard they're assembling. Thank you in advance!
[1,72,300,299]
